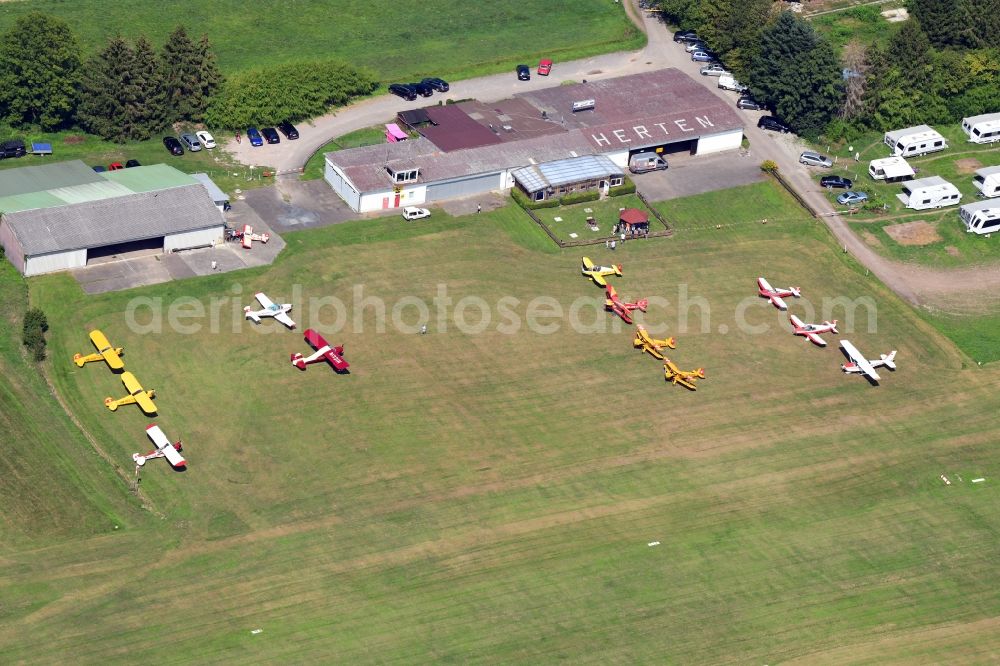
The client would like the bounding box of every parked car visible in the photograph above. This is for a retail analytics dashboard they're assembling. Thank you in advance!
[163,136,184,155]
[389,83,418,101]
[421,77,450,92]
[700,63,727,76]
[757,116,791,133]
[408,81,434,97]
[837,191,869,206]
[718,75,748,92]
[516,64,530,81]
[691,51,716,63]
[820,175,853,189]
[196,130,216,148]
[180,133,202,152]
[125,159,141,168]
[402,206,431,221]
[108,162,124,171]
[91,165,107,172]
[0,138,26,159]
[537,59,553,76]
[261,127,280,144]
[737,96,763,111]
[277,121,299,140]
[799,150,833,168]
[673,30,698,43]
[246,127,263,147]
[685,41,709,53]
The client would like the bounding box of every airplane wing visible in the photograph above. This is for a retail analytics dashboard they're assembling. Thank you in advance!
[789,314,804,329]
[255,292,275,309]
[146,425,186,467]
[123,372,157,413]
[807,333,827,347]
[303,328,326,350]
[592,273,608,287]
[122,371,142,395]
[324,348,350,371]
[274,311,296,329]
[771,295,787,310]
[840,340,880,380]
[758,277,773,293]
[582,257,595,271]
[90,330,124,370]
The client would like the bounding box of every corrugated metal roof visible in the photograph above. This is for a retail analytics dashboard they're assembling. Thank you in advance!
[191,173,229,203]
[0,160,103,197]
[103,163,198,192]
[4,184,222,255]
[511,155,622,193]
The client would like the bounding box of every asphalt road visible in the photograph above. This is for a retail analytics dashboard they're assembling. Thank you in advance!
[224,1,1000,312]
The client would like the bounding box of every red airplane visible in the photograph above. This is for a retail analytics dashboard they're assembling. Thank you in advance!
[757,277,801,310]
[291,328,349,372]
[789,314,838,347]
[605,285,648,324]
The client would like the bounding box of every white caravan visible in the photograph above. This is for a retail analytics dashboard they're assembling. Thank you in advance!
[868,156,915,182]
[883,125,948,157]
[959,200,1000,235]
[961,112,1000,144]
[896,176,961,210]
[972,165,1000,198]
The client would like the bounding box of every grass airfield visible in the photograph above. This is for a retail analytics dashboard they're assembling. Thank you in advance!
[3,184,1000,662]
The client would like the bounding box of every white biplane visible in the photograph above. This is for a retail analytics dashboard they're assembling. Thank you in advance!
[839,340,897,382]
[244,292,295,328]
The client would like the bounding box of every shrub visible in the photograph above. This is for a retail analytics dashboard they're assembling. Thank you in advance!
[511,188,559,210]
[559,190,600,206]
[760,160,779,174]
[206,59,377,128]
[608,177,637,197]
[22,307,48,362]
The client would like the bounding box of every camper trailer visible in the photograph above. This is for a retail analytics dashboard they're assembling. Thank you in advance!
[883,125,948,157]
[972,165,1000,198]
[959,200,1000,235]
[897,176,962,211]
[628,152,668,174]
[868,156,915,183]
[961,112,1000,144]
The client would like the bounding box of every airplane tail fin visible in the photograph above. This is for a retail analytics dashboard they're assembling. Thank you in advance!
[882,351,897,369]
[244,306,259,323]
[635,298,648,312]
[695,368,706,379]
[790,287,802,297]
[830,320,839,334]
[290,353,306,370]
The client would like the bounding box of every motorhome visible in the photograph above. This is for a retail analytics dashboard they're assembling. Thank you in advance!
[896,176,962,210]
[883,125,948,157]
[972,165,1000,198]
[961,112,1000,144]
[628,152,668,174]
[959,200,1000,235]
[868,156,915,183]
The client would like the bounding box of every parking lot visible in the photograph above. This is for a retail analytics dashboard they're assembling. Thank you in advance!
[632,149,765,202]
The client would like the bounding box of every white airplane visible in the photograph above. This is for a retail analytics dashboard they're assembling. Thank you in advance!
[244,292,295,328]
[758,277,801,311]
[134,424,186,468]
[790,314,838,347]
[839,340,897,382]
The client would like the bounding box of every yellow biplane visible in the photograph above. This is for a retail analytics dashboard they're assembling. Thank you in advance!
[633,325,676,360]
[581,257,622,287]
[663,358,705,391]
[73,330,124,370]
[105,371,157,414]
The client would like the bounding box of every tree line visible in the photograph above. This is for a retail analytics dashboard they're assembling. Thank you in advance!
[653,0,1000,141]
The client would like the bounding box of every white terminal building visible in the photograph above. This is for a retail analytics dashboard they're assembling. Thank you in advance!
[324,69,745,213]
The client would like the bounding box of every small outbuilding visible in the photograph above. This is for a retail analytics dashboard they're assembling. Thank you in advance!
[191,172,230,212]
[511,154,624,203]
[615,208,650,236]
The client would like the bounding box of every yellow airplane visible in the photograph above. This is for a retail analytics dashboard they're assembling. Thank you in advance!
[105,371,157,414]
[634,325,676,360]
[581,257,622,286]
[663,358,705,391]
[73,329,124,370]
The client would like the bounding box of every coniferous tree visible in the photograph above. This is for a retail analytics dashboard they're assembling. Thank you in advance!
[77,36,136,142]
[161,26,200,120]
[192,35,224,121]
[0,12,81,129]
[130,35,169,139]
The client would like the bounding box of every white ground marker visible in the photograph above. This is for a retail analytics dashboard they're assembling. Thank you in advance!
[647,541,660,547]
[972,478,985,483]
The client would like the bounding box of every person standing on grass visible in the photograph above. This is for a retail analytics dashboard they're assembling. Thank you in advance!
[477,203,482,214]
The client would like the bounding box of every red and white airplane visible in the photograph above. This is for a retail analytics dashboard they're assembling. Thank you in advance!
[133,424,186,468]
[789,314,838,347]
[840,340,897,382]
[245,292,295,328]
[291,328,349,372]
[240,224,270,249]
[758,277,801,310]
[605,285,648,324]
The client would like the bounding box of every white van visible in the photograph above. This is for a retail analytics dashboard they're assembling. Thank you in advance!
[717,75,747,92]
[883,125,948,157]
[868,156,915,182]
[972,165,1000,198]
[896,176,961,210]
[961,113,1000,144]
[959,200,1000,235]
[628,152,668,174]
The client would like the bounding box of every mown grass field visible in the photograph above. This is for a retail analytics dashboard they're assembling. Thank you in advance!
[0,0,641,81]
[2,180,999,662]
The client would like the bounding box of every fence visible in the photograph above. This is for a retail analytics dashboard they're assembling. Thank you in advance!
[515,192,673,248]
[768,169,820,219]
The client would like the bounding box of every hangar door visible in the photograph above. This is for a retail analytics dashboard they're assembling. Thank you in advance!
[425,173,499,202]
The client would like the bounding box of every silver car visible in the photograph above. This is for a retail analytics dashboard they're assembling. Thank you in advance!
[700,63,727,77]
[180,133,202,152]
[799,150,832,168]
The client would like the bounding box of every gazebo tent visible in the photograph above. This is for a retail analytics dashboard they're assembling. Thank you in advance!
[616,208,649,236]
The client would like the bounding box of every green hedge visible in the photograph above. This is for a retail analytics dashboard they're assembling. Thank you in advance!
[559,190,600,206]
[608,177,636,196]
[511,188,560,210]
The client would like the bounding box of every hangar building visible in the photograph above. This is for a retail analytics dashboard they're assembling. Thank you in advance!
[0,161,224,276]
[324,69,743,213]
